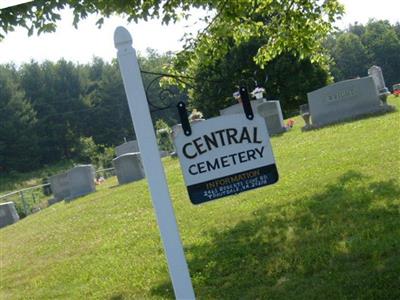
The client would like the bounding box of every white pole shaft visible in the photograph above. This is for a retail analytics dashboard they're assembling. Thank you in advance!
[114,26,195,300]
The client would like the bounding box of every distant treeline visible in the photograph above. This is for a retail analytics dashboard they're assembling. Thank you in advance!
[1,20,399,173]
[0,50,183,172]
[328,20,400,88]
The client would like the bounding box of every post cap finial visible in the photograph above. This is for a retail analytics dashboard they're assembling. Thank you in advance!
[114,26,133,49]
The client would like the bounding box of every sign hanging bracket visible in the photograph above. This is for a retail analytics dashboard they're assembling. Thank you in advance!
[239,86,254,120]
[177,101,192,136]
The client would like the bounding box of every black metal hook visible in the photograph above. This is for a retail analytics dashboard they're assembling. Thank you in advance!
[239,86,254,120]
[177,101,192,136]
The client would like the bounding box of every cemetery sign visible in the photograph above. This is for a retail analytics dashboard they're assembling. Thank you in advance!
[174,95,279,204]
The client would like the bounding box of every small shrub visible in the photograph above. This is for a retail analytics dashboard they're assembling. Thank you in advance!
[156,119,174,152]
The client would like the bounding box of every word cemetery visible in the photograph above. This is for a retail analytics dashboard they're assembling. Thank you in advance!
[174,112,279,204]
[182,126,266,175]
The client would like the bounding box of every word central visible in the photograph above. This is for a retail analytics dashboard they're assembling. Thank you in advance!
[189,146,265,175]
[183,127,262,159]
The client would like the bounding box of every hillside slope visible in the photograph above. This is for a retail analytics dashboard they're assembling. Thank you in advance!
[1,98,399,299]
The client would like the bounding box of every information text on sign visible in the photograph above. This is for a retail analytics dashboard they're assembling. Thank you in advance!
[174,114,279,204]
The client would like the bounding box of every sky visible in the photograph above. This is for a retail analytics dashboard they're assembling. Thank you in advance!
[0,0,399,65]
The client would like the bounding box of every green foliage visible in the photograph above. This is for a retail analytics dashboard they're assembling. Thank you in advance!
[362,20,400,88]
[81,60,134,146]
[328,20,400,87]
[189,38,329,117]
[74,137,115,169]
[0,0,344,70]
[0,65,40,172]
[19,59,86,163]
[138,49,184,127]
[156,119,174,152]
[1,97,399,299]
[0,160,73,194]
[330,33,369,80]
[0,51,183,173]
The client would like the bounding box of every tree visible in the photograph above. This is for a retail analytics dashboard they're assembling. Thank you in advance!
[394,22,400,40]
[331,33,369,80]
[19,59,85,163]
[0,0,344,68]
[327,21,400,87]
[348,22,365,37]
[0,65,40,172]
[362,20,400,88]
[138,49,185,126]
[189,38,329,117]
[82,61,133,146]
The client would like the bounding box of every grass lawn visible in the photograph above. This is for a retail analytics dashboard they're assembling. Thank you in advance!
[1,97,399,299]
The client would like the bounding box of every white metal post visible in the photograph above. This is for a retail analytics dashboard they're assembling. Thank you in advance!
[114,26,195,300]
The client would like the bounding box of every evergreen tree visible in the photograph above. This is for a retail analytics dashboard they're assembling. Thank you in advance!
[331,33,369,80]
[84,61,133,146]
[0,65,40,172]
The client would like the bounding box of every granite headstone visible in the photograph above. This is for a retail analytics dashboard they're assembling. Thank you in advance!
[67,165,96,199]
[221,99,285,136]
[256,100,285,135]
[368,65,391,104]
[113,152,145,184]
[116,140,139,157]
[49,165,96,202]
[307,77,382,127]
[219,99,265,116]
[0,202,20,228]
[49,172,70,201]
[368,65,389,93]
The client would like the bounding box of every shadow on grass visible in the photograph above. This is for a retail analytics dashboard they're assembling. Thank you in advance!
[151,171,400,299]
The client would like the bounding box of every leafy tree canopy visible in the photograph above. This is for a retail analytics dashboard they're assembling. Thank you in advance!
[188,37,329,118]
[1,0,344,68]
[327,20,400,87]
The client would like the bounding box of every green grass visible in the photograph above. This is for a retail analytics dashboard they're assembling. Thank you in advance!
[1,97,399,299]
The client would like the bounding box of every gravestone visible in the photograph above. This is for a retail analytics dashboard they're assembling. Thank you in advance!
[172,119,205,140]
[0,202,19,228]
[67,165,96,199]
[256,100,285,135]
[49,172,70,201]
[49,165,96,202]
[307,76,384,128]
[113,152,145,184]
[116,140,139,156]
[368,65,391,104]
[221,99,285,136]
[219,99,265,116]
[368,65,389,93]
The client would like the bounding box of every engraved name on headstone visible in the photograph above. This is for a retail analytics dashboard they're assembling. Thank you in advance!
[307,77,381,127]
